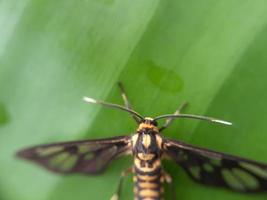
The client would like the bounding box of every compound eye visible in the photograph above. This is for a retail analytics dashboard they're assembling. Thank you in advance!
[152,120,158,126]
[140,119,146,124]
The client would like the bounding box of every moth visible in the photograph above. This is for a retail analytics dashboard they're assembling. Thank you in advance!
[17,83,267,200]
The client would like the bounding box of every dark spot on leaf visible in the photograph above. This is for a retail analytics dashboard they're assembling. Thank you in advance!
[146,60,184,93]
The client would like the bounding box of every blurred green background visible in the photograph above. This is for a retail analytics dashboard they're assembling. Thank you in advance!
[1,0,267,199]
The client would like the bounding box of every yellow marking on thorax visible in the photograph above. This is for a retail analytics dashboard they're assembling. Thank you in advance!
[137,123,159,132]
[137,153,155,161]
[155,135,163,149]
[142,134,151,148]
[131,134,138,147]
[134,158,161,172]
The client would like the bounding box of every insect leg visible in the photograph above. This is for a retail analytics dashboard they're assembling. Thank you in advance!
[118,82,140,123]
[159,102,188,132]
[163,171,176,200]
[110,167,133,200]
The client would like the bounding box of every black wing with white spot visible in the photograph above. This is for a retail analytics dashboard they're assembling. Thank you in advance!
[163,139,267,193]
[17,136,131,174]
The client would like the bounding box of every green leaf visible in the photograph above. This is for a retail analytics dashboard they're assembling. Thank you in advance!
[1,0,267,200]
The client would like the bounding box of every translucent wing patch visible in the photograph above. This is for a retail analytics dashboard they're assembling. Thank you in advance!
[17,136,131,174]
[163,139,267,193]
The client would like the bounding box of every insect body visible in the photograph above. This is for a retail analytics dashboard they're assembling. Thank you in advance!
[132,119,164,199]
[17,83,267,200]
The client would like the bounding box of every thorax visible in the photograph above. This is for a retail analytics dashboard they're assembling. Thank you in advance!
[131,125,163,164]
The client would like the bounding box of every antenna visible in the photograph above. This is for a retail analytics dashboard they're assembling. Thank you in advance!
[154,114,232,126]
[83,97,144,122]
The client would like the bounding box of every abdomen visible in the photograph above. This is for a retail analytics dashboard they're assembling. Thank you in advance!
[133,158,163,200]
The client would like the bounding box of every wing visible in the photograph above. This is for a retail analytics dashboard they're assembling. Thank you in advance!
[17,135,131,175]
[163,138,267,193]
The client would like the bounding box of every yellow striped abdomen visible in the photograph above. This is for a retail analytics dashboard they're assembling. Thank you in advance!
[133,157,163,200]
